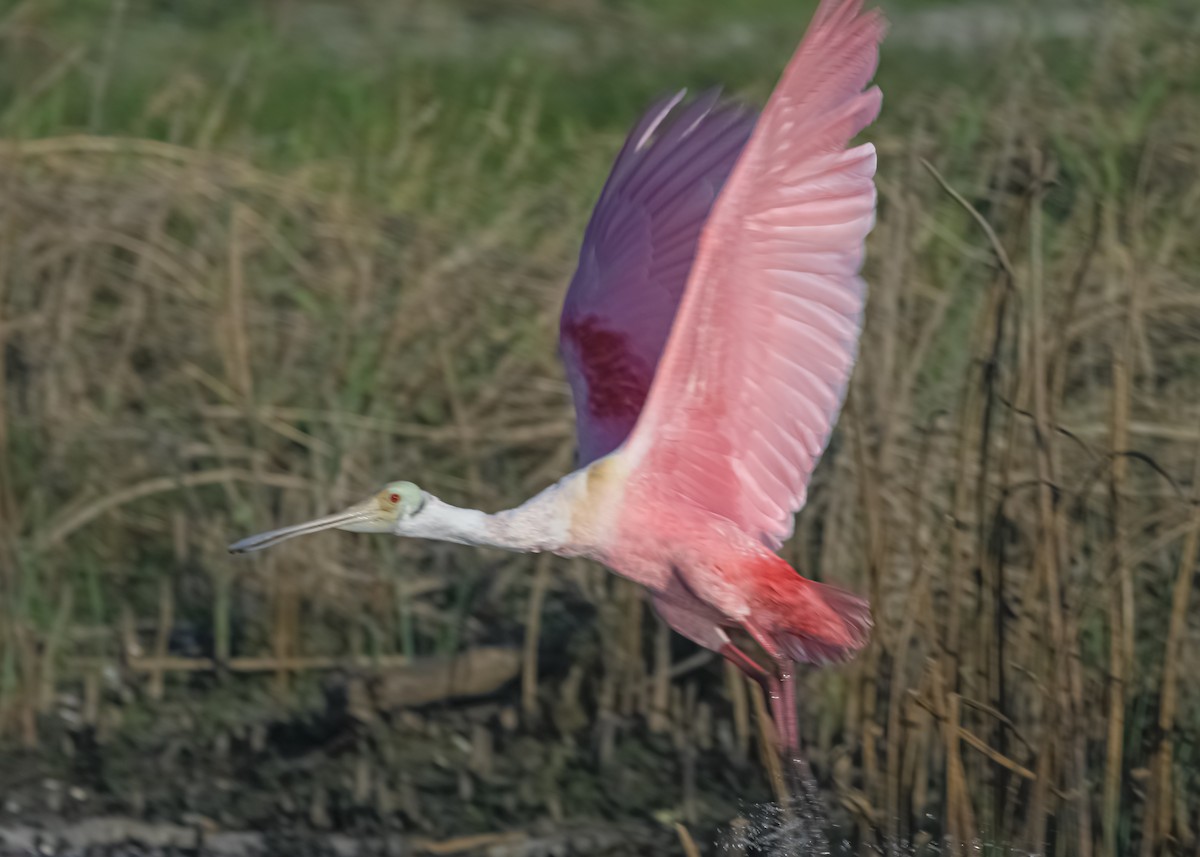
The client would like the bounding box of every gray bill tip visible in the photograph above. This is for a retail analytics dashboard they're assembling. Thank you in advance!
[227,531,280,554]
[227,537,257,554]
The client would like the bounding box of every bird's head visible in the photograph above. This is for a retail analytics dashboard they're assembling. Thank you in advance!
[228,480,428,554]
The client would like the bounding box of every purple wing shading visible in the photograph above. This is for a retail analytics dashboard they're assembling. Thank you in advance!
[559,90,758,465]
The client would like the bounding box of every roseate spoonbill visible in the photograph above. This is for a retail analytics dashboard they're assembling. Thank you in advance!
[230,0,884,755]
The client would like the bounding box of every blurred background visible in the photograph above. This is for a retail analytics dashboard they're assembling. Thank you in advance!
[1,0,1198,854]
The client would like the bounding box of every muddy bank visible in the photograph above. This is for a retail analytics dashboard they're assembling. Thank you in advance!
[0,672,804,857]
[0,817,660,857]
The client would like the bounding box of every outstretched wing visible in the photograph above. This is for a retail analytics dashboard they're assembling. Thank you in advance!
[559,91,757,465]
[623,0,884,548]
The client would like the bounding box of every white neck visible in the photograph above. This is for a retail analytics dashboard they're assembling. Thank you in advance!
[393,491,569,555]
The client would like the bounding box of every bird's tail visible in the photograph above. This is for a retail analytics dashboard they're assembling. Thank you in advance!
[744,553,872,665]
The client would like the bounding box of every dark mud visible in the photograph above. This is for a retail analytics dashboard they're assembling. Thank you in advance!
[0,676,794,857]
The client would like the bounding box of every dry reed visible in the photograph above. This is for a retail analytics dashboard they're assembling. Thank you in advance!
[1,4,1199,852]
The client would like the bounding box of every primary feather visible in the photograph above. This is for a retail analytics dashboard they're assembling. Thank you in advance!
[622,0,884,550]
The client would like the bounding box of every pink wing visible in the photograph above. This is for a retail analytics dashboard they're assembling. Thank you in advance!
[623,0,884,549]
[559,91,757,465]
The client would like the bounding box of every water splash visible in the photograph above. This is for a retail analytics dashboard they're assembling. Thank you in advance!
[718,757,1041,857]
[718,757,838,856]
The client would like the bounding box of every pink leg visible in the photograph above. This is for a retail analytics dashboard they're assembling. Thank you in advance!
[719,643,797,754]
[778,660,798,755]
[649,587,800,754]
[739,624,803,756]
[719,641,769,684]
[717,632,824,812]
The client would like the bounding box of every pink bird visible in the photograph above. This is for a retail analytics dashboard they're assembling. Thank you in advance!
[230,0,884,755]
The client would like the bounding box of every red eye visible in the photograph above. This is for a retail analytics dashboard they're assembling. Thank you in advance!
[389,493,400,504]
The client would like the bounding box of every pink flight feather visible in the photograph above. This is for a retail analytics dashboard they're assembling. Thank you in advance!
[622,0,885,550]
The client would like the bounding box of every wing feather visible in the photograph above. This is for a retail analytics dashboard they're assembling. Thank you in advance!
[559,91,757,464]
[623,0,884,548]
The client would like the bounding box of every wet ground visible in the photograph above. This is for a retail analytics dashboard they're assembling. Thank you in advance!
[0,675,814,857]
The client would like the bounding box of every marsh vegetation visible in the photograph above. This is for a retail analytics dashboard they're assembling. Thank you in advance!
[0,0,1198,854]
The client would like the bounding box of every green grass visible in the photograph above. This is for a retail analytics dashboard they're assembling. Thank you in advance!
[0,0,1103,189]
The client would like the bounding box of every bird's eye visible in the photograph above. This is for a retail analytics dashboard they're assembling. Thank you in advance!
[389,493,400,504]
